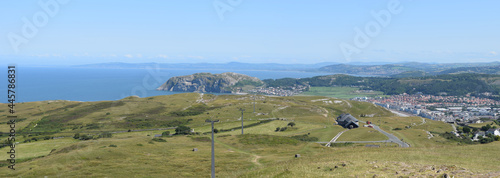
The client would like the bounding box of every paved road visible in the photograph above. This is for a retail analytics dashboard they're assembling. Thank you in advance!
[371,124,409,147]
[325,129,349,147]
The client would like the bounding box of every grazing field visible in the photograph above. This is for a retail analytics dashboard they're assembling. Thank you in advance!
[0,93,499,177]
[301,87,387,99]
[468,120,500,128]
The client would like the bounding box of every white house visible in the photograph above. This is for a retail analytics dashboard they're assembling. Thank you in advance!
[486,128,500,136]
[473,131,486,141]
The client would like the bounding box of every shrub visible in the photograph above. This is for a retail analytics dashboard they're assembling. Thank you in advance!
[280,127,288,131]
[152,138,167,142]
[275,127,280,132]
[109,144,118,147]
[288,122,296,127]
[291,134,319,142]
[73,133,80,139]
[175,125,191,135]
[99,132,113,138]
[161,131,170,137]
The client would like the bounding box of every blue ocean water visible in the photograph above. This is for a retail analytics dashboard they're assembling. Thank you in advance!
[1,66,329,103]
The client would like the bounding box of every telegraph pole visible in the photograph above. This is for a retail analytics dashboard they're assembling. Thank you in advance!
[205,119,219,178]
[253,95,256,113]
[240,108,245,134]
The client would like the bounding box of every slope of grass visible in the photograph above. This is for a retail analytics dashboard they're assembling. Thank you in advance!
[0,93,498,177]
[336,127,388,141]
[301,87,387,99]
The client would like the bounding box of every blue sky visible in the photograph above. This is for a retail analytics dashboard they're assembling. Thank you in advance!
[0,0,499,65]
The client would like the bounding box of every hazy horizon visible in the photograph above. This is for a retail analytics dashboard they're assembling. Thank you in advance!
[1,0,499,66]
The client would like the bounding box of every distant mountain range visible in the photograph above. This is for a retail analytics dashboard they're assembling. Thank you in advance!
[316,62,500,77]
[76,61,500,77]
[75,62,339,71]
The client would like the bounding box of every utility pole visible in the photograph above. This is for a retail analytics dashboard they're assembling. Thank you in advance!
[253,95,256,113]
[240,108,245,134]
[205,119,219,178]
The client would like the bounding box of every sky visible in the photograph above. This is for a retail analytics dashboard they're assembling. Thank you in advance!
[0,0,499,65]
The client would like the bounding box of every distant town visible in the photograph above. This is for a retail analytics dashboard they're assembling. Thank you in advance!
[353,93,500,123]
[249,85,308,96]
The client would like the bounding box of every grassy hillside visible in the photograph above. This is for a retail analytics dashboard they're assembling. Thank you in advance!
[300,86,387,99]
[0,93,499,177]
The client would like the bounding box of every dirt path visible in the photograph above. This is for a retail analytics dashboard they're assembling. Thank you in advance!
[214,138,263,166]
[252,155,262,166]
[342,100,352,108]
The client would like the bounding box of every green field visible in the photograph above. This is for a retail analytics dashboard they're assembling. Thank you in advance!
[0,93,499,177]
[336,127,388,141]
[468,121,500,128]
[301,87,387,99]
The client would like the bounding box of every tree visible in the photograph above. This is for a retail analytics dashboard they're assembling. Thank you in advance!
[288,122,296,128]
[463,126,471,134]
[175,125,191,135]
[481,124,491,131]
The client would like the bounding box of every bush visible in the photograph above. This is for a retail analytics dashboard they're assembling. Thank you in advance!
[109,144,118,147]
[291,134,319,142]
[213,128,219,133]
[288,122,296,127]
[152,138,167,142]
[161,131,170,137]
[175,125,192,135]
[393,128,402,130]
[275,127,280,132]
[442,132,475,144]
[280,127,288,132]
[462,126,471,134]
[99,132,112,138]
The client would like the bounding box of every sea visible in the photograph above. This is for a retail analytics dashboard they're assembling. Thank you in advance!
[1,66,330,103]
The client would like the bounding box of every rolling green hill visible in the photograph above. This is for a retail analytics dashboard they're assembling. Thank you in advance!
[316,62,500,76]
[0,93,499,177]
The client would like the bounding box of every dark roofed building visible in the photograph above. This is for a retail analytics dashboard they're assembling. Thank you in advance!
[336,113,359,129]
